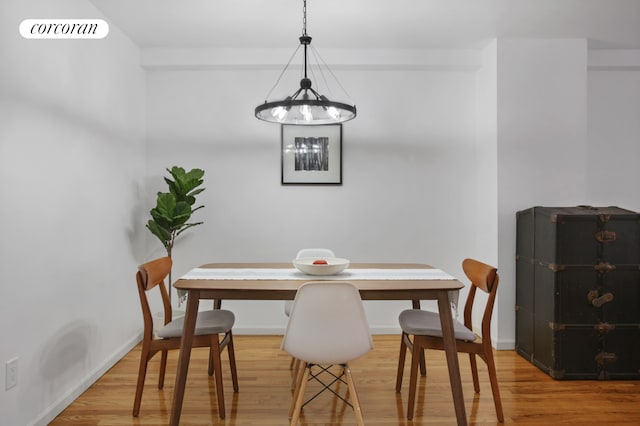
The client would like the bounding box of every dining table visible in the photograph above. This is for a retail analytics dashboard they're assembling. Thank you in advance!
[170,262,468,426]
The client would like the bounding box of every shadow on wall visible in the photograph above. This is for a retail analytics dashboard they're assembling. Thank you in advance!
[127,180,147,263]
[38,320,95,395]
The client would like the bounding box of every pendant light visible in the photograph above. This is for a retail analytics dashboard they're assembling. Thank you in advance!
[254,0,356,125]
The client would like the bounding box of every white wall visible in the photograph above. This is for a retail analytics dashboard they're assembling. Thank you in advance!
[473,41,499,339]
[587,51,640,211]
[144,50,482,333]
[0,1,145,425]
[495,39,589,349]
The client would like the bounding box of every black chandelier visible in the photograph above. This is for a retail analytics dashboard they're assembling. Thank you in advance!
[254,0,357,125]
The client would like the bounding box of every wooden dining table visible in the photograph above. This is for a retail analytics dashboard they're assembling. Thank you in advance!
[170,262,468,426]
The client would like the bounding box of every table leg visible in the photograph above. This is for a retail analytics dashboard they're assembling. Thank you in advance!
[170,290,200,426]
[437,291,467,426]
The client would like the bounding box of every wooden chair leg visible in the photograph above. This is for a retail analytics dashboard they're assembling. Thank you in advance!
[469,353,480,393]
[291,358,301,389]
[158,349,168,388]
[406,336,423,420]
[227,332,239,392]
[484,350,504,422]
[133,343,154,417]
[344,364,365,426]
[211,335,226,419]
[395,333,407,392]
[289,361,307,418]
[290,365,311,426]
[208,345,215,376]
[419,348,427,376]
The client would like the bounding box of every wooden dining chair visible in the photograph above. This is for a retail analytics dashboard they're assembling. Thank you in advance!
[282,281,373,426]
[133,257,239,419]
[395,258,504,422]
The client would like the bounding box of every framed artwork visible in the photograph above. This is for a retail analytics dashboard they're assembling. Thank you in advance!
[281,124,342,185]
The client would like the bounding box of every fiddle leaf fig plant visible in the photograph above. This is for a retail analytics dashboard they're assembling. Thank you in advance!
[147,167,205,300]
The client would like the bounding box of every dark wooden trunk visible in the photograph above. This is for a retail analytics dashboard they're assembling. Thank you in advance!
[516,206,640,379]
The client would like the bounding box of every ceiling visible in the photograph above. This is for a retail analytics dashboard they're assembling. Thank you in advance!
[89,0,640,49]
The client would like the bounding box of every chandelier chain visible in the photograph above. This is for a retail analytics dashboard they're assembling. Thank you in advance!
[302,0,307,36]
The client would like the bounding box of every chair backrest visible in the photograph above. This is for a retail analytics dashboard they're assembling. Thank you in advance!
[282,281,373,364]
[461,258,499,341]
[136,257,173,340]
[296,248,336,259]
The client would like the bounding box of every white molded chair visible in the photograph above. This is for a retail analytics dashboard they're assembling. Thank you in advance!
[282,281,373,426]
[295,248,336,259]
[285,248,336,316]
[286,248,336,377]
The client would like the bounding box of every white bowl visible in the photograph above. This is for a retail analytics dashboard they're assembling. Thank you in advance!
[292,257,350,276]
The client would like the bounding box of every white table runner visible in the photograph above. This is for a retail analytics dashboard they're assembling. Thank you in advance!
[180,268,455,281]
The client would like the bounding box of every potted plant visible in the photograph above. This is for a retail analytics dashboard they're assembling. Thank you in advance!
[146,166,205,302]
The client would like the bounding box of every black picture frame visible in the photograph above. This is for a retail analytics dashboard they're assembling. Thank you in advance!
[281,124,342,185]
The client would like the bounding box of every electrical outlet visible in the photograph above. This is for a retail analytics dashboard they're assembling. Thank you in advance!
[6,358,18,390]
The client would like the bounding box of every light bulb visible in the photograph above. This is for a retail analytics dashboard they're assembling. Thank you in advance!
[300,104,312,121]
[271,106,287,122]
[327,106,340,120]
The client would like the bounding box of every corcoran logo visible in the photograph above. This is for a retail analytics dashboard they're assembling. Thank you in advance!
[19,19,109,39]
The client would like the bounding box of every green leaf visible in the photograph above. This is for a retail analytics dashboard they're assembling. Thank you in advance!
[176,221,204,236]
[171,201,192,227]
[185,168,204,181]
[149,208,172,228]
[164,177,180,197]
[146,220,171,247]
[155,193,177,222]
[183,195,194,206]
[170,167,205,203]
[168,166,186,177]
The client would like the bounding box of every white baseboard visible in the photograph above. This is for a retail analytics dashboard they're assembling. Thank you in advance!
[29,332,143,426]
[369,326,403,334]
[233,327,286,335]
[233,326,403,335]
[495,338,515,350]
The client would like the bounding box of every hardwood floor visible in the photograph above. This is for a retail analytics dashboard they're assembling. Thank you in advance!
[51,335,640,425]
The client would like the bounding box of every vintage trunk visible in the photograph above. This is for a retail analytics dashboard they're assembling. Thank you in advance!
[516,206,640,379]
